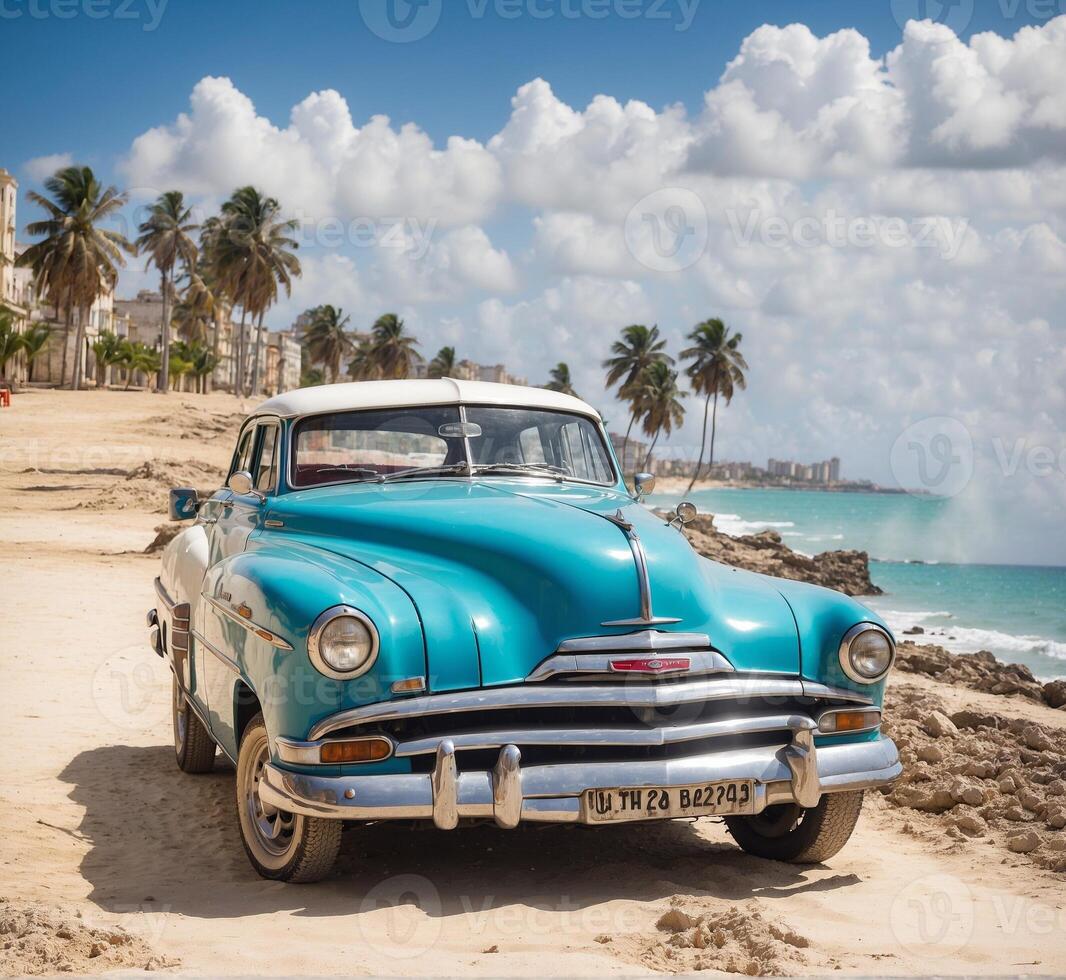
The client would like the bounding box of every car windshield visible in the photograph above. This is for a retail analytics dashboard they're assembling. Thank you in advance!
[291,405,616,488]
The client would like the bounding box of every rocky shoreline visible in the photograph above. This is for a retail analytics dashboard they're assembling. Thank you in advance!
[675,511,881,596]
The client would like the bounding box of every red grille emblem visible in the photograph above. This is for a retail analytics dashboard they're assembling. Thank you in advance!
[609,657,691,674]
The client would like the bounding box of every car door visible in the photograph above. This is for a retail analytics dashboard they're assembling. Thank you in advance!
[201,419,281,744]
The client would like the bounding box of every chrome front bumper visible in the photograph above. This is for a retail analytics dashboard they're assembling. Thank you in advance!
[259,731,902,828]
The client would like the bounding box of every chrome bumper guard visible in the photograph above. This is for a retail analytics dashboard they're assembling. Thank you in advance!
[259,727,901,828]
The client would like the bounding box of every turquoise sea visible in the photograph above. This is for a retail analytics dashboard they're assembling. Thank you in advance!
[647,487,1066,680]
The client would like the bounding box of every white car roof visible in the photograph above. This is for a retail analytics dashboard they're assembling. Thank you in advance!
[253,378,602,421]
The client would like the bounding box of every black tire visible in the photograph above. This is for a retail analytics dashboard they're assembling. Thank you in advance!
[725,791,864,863]
[235,713,342,883]
[172,673,216,773]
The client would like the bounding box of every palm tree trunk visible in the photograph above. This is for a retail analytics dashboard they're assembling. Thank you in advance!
[209,310,223,393]
[235,308,247,395]
[643,429,661,471]
[621,412,636,476]
[250,310,265,397]
[72,307,89,391]
[60,307,72,387]
[158,269,171,393]
[685,392,712,494]
[708,389,720,470]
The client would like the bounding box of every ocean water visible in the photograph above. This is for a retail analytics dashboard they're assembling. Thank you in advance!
[647,487,1066,680]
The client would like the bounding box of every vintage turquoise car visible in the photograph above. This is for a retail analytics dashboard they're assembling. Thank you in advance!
[149,379,901,882]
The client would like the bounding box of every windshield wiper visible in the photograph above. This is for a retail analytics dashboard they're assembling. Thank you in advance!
[376,463,471,483]
[472,462,569,481]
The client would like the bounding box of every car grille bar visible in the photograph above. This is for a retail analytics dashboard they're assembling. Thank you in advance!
[307,675,872,740]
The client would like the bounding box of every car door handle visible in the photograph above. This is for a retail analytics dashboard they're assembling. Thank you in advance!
[200,516,219,525]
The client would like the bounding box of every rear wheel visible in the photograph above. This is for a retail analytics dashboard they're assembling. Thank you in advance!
[172,673,216,773]
[724,791,864,863]
[235,714,342,883]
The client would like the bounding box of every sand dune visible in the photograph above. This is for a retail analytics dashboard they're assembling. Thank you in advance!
[0,389,1063,976]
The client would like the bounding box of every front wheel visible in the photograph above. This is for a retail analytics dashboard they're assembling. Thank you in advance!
[173,674,216,773]
[235,713,342,883]
[724,791,864,863]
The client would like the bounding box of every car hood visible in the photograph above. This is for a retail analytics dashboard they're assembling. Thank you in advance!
[266,480,800,689]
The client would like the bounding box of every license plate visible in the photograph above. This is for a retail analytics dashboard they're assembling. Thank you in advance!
[582,779,755,824]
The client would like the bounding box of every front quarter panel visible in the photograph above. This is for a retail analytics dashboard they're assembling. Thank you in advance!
[771,576,893,707]
[199,539,426,758]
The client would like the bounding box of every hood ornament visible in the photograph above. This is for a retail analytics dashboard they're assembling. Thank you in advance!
[601,509,681,627]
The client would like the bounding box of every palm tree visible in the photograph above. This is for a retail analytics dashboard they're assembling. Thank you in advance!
[680,318,748,492]
[214,187,300,396]
[136,191,199,394]
[544,362,577,397]
[427,346,457,379]
[636,361,686,470]
[130,343,162,390]
[195,215,232,392]
[347,337,379,381]
[190,343,218,394]
[20,323,52,383]
[602,324,673,472]
[90,329,124,389]
[18,165,136,389]
[367,313,422,379]
[168,341,194,392]
[303,305,354,383]
[0,311,20,382]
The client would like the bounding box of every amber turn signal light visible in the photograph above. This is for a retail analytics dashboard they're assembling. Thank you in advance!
[319,737,393,764]
[820,709,880,734]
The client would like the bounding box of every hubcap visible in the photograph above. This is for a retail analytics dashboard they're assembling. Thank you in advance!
[244,740,296,857]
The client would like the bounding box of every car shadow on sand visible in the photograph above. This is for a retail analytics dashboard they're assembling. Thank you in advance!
[61,744,861,920]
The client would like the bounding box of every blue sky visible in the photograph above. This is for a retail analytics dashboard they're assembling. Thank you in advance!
[3,0,1065,563]
[2,0,1054,170]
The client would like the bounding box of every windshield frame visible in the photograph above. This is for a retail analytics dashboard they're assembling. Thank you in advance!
[285,402,620,492]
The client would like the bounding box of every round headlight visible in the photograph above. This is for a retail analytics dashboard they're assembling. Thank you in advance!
[308,606,379,680]
[839,624,894,683]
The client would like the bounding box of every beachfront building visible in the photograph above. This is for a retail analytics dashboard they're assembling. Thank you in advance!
[411,359,528,387]
[0,169,32,385]
[609,432,650,474]
[767,456,841,485]
[115,289,237,392]
[264,331,302,395]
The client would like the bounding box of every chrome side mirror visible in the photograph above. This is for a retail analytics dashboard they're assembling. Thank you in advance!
[227,470,263,501]
[670,501,698,530]
[169,487,199,521]
[633,472,656,499]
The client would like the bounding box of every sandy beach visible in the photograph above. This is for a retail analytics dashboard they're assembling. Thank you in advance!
[1,389,1064,976]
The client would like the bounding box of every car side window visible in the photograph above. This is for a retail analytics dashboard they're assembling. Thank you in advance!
[255,424,279,493]
[231,427,254,479]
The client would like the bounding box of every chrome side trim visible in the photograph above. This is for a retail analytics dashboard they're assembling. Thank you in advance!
[392,712,813,758]
[192,629,241,676]
[201,593,294,651]
[259,735,902,824]
[556,630,711,653]
[527,648,731,682]
[308,676,873,740]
